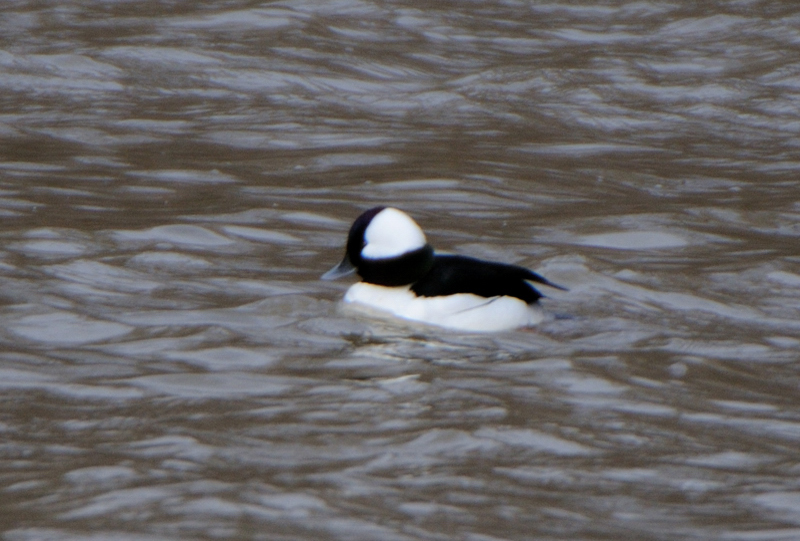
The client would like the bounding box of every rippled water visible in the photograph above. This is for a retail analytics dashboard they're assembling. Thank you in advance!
[2,1,800,540]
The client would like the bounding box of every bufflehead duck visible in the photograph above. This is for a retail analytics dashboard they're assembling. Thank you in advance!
[322,207,566,332]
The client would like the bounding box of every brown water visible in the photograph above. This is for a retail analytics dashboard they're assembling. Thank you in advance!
[1,1,800,540]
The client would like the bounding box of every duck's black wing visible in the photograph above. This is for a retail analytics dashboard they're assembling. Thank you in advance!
[410,255,566,305]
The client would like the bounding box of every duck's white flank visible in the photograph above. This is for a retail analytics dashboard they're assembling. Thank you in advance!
[343,282,545,332]
[361,208,427,259]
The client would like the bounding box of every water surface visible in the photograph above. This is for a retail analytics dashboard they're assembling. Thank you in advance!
[1,1,799,540]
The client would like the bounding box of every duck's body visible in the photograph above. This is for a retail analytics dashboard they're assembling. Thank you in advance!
[343,282,545,333]
[322,207,564,332]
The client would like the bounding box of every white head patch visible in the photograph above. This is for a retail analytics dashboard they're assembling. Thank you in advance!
[361,207,427,259]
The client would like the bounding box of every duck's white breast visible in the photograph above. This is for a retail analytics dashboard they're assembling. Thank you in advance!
[342,283,544,332]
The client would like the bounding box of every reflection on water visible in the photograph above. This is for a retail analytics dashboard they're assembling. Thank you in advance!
[1,1,800,540]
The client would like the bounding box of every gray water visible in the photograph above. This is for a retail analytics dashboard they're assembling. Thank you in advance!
[1,1,800,540]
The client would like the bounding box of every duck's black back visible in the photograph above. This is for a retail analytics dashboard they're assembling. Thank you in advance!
[410,255,560,305]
